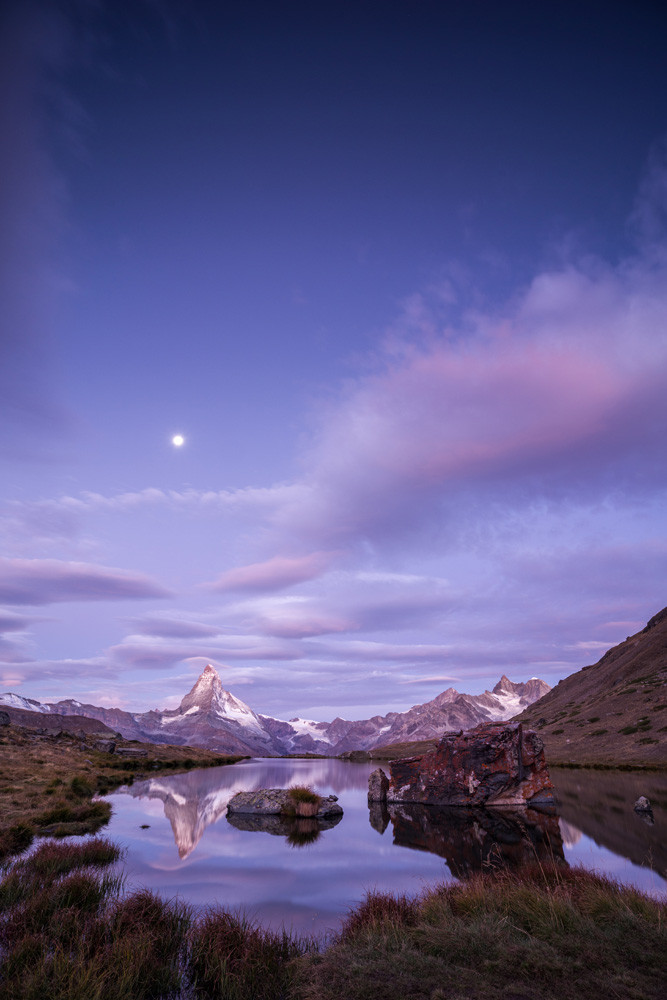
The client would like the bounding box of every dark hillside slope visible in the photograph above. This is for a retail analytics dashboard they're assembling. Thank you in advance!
[516,608,667,767]
[2,706,116,738]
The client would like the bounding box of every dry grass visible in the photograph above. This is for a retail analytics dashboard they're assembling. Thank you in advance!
[188,909,309,999]
[284,784,322,817]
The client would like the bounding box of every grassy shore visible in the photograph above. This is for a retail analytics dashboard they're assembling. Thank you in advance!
[0,838,664,1000]
[0,722,244,859]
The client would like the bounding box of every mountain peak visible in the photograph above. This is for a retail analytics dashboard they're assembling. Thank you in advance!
[179,665,223,713]
[493,675,516,695]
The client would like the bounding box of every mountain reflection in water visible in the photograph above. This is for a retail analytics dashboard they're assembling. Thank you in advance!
[114,758,666,897]
[120,758,369,858]
[550,768,667,880]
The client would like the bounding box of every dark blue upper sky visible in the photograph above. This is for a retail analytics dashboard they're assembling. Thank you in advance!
[1,0,666,716]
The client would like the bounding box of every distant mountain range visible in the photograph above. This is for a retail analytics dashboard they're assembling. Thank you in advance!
[0,666,549,756]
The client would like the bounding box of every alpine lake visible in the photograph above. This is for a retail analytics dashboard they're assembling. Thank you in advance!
[97,757,666,936]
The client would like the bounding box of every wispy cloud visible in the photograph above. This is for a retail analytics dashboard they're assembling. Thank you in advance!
[0,558,172,605]
[0,1,74,453]
[206,551,339,593]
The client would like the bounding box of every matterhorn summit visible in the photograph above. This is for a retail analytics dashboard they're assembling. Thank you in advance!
[151,664,274,754]
[180,664,228,714]
[178,664,267,736]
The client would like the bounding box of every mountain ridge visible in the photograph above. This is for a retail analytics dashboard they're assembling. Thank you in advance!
[0,669,549,757]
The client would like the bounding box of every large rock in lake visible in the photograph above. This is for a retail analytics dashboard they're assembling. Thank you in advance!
[371,722,554,808]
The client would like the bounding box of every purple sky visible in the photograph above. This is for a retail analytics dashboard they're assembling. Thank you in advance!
[1,0,666,719]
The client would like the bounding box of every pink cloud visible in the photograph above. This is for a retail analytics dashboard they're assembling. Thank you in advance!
[256,609,356,639]
[207,551,338,593]
[0,558,172,605]
[271,252,667,547]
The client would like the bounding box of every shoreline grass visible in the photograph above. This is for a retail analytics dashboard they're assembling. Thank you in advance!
[1,839,664,1000]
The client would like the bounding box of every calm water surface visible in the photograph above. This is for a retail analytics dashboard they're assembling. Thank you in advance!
[102,758,666,935]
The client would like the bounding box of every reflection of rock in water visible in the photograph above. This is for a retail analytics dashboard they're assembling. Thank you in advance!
[558,818,583,847]
[385,803,565,877]
[369,801,390,834]
[226,811,342,848]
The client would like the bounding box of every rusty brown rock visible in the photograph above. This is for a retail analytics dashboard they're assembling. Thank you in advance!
[387,722,555,807]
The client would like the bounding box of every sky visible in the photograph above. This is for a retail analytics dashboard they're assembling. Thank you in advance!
[1,0,667,720]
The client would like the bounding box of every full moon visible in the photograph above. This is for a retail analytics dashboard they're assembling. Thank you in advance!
[171,434,185,447]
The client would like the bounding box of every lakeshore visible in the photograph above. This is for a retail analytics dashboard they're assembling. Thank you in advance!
[1,835,665,1000]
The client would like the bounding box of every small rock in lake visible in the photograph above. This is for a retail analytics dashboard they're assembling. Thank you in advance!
[227,788,343,818]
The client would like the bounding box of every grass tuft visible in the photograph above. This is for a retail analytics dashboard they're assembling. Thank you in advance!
[188,908,309,999]
[283,784,322,817]
[340,889,420,940]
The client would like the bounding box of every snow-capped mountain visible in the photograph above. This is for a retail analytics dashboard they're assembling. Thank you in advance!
[0,665,549,756]
[0,692,51,713]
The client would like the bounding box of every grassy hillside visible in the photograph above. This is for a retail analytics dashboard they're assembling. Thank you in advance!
[515,608,667,768]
